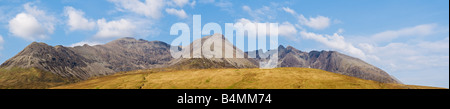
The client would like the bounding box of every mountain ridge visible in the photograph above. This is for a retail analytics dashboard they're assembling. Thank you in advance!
[167,34,259,69]
[249,45,400,83]
[1,37,174,80]
[1,35,400,88]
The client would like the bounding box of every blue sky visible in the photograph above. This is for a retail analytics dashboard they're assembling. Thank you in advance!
[0,0,448,88]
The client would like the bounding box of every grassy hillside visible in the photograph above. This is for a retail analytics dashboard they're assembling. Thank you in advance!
[52,67,442,89]
[0,67,75,89]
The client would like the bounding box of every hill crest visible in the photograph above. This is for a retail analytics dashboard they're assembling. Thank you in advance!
[1,36,400,89]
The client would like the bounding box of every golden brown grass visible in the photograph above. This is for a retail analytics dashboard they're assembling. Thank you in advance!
[52,67,444,89]
[0,67,75,89]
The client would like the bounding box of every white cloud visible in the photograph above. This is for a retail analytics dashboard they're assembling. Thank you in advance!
[9,13,48,41]
[242,5,276,21]
[242,5,251,12]
[282,7,295,15]
[69,16,157,43]
[69,41,102,47]
[352,24,449,87]
[94,18,137,39]
[359,37,449,72]
[61,4,160,40]
[298,15,330,30]
[8,3,55,41]
[234,18,278,38]
[282,7,331,30]
[190,0,196,7]
[236,18,252,24]
[298,29,446,87]
[417,37,449,52]
[234,18,256,37]
[337,28,345,34]
[358,43,375,53]
[109,0,165,19]
[355,24,446,62]
[300,31,366,59]
[23,3,56,24]
[278,22,298,40]
[165,8,188,19]
[234,18,297,41]
[168,0,191,7]
[370,24,437,43]
[64,6,96,31]
[67,1,162,42]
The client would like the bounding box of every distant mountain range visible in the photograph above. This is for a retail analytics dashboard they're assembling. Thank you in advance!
[250,45,400,83]
[0,34,401,88]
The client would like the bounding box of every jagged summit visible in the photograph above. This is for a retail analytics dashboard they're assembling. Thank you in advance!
[24,42,52,50]
[107,37,161,45]
[105,37,170,47]
[278,45,285,50]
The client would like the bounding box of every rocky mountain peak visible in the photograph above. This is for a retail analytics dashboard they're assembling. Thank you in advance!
[26,42,51,49]
[285,46,300,51]
[106,37,140,45]
[278,45,285,50]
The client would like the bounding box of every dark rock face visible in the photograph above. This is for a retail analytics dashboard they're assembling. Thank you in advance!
[0,38,173,80]
[250,45,400,83]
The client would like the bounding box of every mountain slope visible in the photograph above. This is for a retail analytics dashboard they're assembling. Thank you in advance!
[249,45,400,83]
[0,37,173,80]
[1,35,400,89]
[0,67,75,89]
[167,34,259,69]
[52,67,441,89]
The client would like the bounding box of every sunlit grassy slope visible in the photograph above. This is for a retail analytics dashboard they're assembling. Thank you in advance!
[52,67,443,89]
[0,67,75,89]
